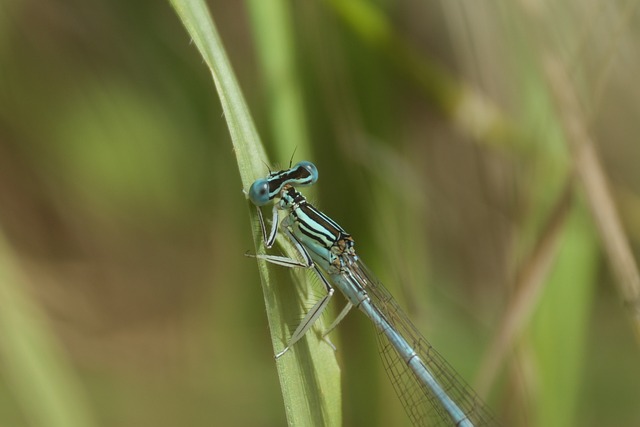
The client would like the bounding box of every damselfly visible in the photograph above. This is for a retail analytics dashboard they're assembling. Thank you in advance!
[248,163,499,427]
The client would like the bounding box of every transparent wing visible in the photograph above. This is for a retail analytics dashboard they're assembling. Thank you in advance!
[350,258,499,427]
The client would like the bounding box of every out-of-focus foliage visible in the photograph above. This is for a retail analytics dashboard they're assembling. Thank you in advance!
[1,0,640,426]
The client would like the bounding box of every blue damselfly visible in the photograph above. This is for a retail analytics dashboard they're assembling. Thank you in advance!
[248,163,498,427]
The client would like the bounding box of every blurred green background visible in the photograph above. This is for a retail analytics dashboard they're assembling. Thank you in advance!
[2,0,640,426]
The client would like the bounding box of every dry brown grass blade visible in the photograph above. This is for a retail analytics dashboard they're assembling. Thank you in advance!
[544,56,640,341]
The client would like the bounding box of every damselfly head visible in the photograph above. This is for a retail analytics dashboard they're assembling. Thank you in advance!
[249,161,319,207]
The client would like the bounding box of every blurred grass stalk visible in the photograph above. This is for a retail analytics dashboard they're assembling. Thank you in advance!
[169,0,341,426]
[325,0,513,148]
[326,1,623,425]
[545,56,640,340]
[0,231,97,427]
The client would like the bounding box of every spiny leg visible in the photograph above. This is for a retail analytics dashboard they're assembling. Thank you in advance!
[275,264,335,358]
[255,204,279,248]
[249,227,336,357]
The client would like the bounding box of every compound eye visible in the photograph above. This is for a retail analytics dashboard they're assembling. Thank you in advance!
[248,179,271,206]
[295,161,319,186]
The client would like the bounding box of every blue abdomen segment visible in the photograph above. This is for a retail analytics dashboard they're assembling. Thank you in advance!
[359,298,474,427]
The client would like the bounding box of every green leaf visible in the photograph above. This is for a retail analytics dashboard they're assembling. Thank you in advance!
[168,1,341,425]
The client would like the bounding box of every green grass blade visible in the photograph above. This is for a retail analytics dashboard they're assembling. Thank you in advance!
[0,231,97,427]
[245,0,312,161]
[532,203,598,427]
[167,0,265,184]
[168,1,341,425]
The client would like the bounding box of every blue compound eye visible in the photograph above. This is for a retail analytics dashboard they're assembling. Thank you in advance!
[248,179,271,206]
[294,161,319,186]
